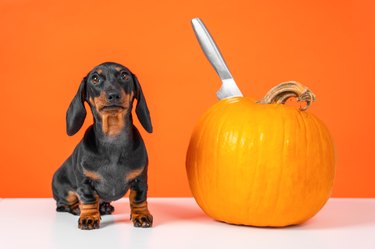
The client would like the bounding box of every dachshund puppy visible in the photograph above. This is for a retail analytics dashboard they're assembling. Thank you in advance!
[52,62,153,230]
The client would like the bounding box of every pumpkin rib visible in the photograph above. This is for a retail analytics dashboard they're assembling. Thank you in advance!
[306,113,323,223]
[303,114,326,222]
[213,110,225,217]
[244,107,259,223]
[215,102,231,218]
[270,107,287,225]
[250,109,267,224]
[296,109,306,208]
[303,114,332,223]
[189,111,212,213]
[283,107,296,224]
[297,109,310,223]
[312,114,335,197]
[198,109,219,212]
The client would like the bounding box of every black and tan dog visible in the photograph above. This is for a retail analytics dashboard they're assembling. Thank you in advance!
[52,62,153,230]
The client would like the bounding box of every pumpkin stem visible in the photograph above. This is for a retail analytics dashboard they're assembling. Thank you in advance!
[257,81,316,111]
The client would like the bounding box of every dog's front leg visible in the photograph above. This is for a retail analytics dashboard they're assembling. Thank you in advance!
[129,177,153,228]
[76,178,100,230]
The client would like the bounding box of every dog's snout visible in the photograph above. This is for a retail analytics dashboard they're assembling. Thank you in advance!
[107,91,121,102]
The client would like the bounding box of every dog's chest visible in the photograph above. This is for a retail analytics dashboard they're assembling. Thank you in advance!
[82,154,143,201]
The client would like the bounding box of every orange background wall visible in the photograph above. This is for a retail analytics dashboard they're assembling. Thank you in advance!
[1,0,374,198]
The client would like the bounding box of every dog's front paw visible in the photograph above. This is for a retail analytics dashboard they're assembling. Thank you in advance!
[131,212,153,228]
[78,215,100,230]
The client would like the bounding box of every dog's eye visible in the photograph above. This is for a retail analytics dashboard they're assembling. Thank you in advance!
[120,71,130,81]
[91,74,100,84]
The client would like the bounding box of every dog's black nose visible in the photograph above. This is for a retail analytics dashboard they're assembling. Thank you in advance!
[107,91,121,102]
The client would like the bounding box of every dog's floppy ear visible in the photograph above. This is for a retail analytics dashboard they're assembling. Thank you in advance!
[132,74,153,133]
[66,77,87,136]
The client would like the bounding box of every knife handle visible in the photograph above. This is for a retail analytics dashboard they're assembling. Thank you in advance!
[191,18,233,81]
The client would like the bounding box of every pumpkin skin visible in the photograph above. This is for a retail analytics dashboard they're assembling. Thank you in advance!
[186,97,335,227]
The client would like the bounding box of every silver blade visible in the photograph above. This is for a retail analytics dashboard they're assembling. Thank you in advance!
[191,18,243,99]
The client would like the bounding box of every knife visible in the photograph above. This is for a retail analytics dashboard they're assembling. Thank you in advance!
[191,18,243,100]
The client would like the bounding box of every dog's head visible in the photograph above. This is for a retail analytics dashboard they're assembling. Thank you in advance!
[66,62,152,136]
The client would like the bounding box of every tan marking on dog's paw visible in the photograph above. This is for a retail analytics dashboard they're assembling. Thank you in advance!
[78,214,100,230]
[131,211,153,228]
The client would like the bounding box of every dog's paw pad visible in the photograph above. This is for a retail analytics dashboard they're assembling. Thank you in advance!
[99,202,115,215]
[131,212,153,228]
[78,215,100,230]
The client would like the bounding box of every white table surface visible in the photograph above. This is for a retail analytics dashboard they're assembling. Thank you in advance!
[0,198,374,249]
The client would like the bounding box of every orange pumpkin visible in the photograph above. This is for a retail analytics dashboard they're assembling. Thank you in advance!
[186,82,335,227]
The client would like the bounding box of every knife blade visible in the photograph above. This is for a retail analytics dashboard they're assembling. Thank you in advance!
[191,18,243,100]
